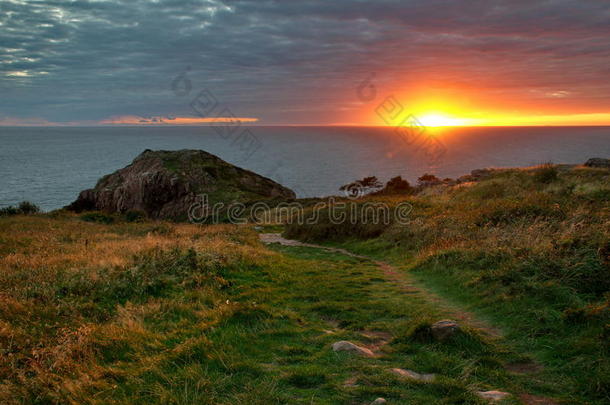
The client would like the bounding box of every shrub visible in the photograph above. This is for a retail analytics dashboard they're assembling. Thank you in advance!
[417,173,442,187]
[377,176,414,195]
[339,176,383,197]
[0,201,40,217]
[533,164,558,184]
[284,201,397,242]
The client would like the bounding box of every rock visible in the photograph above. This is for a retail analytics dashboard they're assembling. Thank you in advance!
[430,320,460,341]
[584,158,610,168]
[470,168,493,179]
[332,341,374,357]
[476,390,510,402]
[456,174,474,183]
[390,368,435,382]
[66,149,295,220]
[371,398,387,404]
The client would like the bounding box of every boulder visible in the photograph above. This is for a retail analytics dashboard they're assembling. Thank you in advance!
[456,174,474,183]
[584,158,610,168]
[371,398,387,404]
[390,368,435,382]
[332,341,375,357]
[470,168,493,180]
[66,149,295,220]
[476,390,510,402]
[430,320,460,341]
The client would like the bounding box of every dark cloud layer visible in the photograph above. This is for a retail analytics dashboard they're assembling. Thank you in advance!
[1,0,609,124]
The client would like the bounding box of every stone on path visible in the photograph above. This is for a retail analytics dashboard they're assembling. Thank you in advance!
[476,390,510,402]
[371,398,387,404]
[390,368,436,382]
[431,319,460,341]
[332,341,375,357]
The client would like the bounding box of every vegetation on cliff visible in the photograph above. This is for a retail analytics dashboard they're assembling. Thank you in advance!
[285,163,610,402]
[0,162,608,404]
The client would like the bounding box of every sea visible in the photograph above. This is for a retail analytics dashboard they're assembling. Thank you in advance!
[1,126,609,211]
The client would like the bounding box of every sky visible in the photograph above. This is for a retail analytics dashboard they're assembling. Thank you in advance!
[1,0,610,126]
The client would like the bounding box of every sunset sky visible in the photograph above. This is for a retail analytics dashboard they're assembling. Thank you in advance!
[2,0,610,126]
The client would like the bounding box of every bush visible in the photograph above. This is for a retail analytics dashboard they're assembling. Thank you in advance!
[284,201,398,242]
[0,201,40,217]
[377,176,414,195]
[417,173,442,187]
[533,164,558,184]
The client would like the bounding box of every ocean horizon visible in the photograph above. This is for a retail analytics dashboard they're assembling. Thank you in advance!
[2,125,609,211]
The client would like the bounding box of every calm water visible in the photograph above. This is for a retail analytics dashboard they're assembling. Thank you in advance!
[1,126,609,210]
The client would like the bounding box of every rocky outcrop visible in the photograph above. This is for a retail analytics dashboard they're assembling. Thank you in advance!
[66,149,295,220]
[584,158,610,168]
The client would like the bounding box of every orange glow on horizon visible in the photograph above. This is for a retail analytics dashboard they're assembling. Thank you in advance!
[360,91,610,127]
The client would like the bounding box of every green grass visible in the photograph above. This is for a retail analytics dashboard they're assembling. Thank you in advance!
[2,164,608,404]
[283,164,610,404]
[1,215,541,404]
[189,243,526,405]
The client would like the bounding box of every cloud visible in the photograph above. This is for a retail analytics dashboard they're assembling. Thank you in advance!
[0,116,88,126]
[0,116,58,126]
[99,115,259,125]
[1,0,609,124]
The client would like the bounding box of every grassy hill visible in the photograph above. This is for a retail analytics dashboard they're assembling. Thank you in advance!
[0,163,607,404]
[285,164,610,403]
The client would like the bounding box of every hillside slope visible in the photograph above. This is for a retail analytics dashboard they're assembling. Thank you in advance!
[285,163,610,403]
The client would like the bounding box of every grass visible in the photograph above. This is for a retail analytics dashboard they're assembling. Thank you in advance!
[1,164,607,403]
[284,164,610,404]
[2,212,551,404]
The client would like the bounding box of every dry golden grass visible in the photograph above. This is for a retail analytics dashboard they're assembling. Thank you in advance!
[0,215,262,273]
[0,214,271,404]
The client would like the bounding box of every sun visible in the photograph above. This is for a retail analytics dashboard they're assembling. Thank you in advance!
[417,113,466,127]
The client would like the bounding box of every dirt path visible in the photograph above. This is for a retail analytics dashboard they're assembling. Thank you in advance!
[259,233,502,337]
[259,233,567,405]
